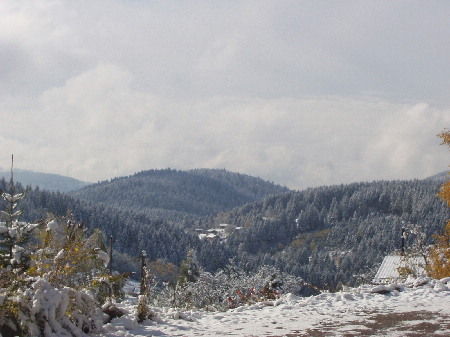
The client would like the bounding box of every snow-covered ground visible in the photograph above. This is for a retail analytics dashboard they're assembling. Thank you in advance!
[98,278,450,337]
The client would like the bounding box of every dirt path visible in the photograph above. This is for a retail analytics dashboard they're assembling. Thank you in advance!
[268,310,450,337]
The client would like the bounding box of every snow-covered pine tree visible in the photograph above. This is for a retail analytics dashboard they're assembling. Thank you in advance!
[0,155,40,269]
[178,249,200,284]
[0,172,121,337]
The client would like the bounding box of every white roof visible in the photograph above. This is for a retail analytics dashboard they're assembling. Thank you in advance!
[198,233,218,240]
[373,255,426,284]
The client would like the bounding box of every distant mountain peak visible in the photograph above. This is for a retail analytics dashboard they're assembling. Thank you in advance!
[424,170,449,182]
[0,168,91,192]
[70,168,289,218]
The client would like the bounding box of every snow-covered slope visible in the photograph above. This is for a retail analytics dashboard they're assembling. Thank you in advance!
[98,278,450,337]
[425,170,449,183]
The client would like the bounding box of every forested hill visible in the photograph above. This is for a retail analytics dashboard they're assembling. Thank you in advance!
[0,178,199,270]
[2,174,448,289]
[70,168,288,218]
[0,168,90,192]
[424,170,449,183]
[202,179,449,288]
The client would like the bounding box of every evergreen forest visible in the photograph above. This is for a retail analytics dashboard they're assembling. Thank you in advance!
[2,168,448,290]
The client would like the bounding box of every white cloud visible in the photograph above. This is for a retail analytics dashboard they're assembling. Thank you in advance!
[1,0,450,101]
[1,64,448,188]
[0,1,449,188]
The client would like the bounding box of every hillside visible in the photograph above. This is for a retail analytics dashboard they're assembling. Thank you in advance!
[1,173,448,289]
[70,168,288,219]
[0,168,90,192]
[425,170,449,183]
[200,179,449,288]
[0,178,200,272]
[102,279,450,337]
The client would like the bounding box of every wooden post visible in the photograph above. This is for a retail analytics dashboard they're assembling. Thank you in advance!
[109,235,113,275]
[401,227,405,256]
[140,250,147,295]
[106,235,114,301]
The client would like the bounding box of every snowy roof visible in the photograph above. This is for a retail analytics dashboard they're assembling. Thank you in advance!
[373,255,426,284]
[199,233,218,240]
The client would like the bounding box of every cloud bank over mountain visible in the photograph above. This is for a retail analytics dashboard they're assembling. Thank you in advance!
[1,1,449,189]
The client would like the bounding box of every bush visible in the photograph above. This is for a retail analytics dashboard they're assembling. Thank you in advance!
[427,221,450,279]
[153,264,312,311]
[428,131,450,278]
[0,216,124,337]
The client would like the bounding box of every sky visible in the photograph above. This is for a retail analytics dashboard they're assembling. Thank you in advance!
[1,0,449,190]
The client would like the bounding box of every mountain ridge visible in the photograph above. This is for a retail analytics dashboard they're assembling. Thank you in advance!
[0,168,90,192]
[424,170,449,182]
[69,168,289,219]
[201,178,448,287]
[2,171,448,289]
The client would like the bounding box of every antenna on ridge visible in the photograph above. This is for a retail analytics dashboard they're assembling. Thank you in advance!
[10,154,14,183]
[9,154,14,194]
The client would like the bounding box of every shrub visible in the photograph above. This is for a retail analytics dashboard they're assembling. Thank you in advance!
[153,264,312,311]
[0,216,124,337]
[427,221,450,279]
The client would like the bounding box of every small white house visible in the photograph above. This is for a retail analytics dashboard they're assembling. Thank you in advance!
[373,254,426,284]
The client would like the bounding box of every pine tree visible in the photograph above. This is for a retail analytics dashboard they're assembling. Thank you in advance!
[0,158,122,336]
[0,155,39,269]
[178,249,200,284]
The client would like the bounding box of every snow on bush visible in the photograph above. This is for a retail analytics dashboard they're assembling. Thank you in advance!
[0,177,124,336]
[15,277,104,336]
[1,217,122,337]
[1,276,105,336]
[153,265,310,311]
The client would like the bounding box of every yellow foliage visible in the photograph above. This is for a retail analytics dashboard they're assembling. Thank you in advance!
[427,221,450,279]
[427,130,450,278]
[397,266,415,278]
[290,229,330,249]
[437,130,450,207]
[148,259,178,283]
[438,181,450,208]
[438,129,450,146]
[30,217,107,289]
